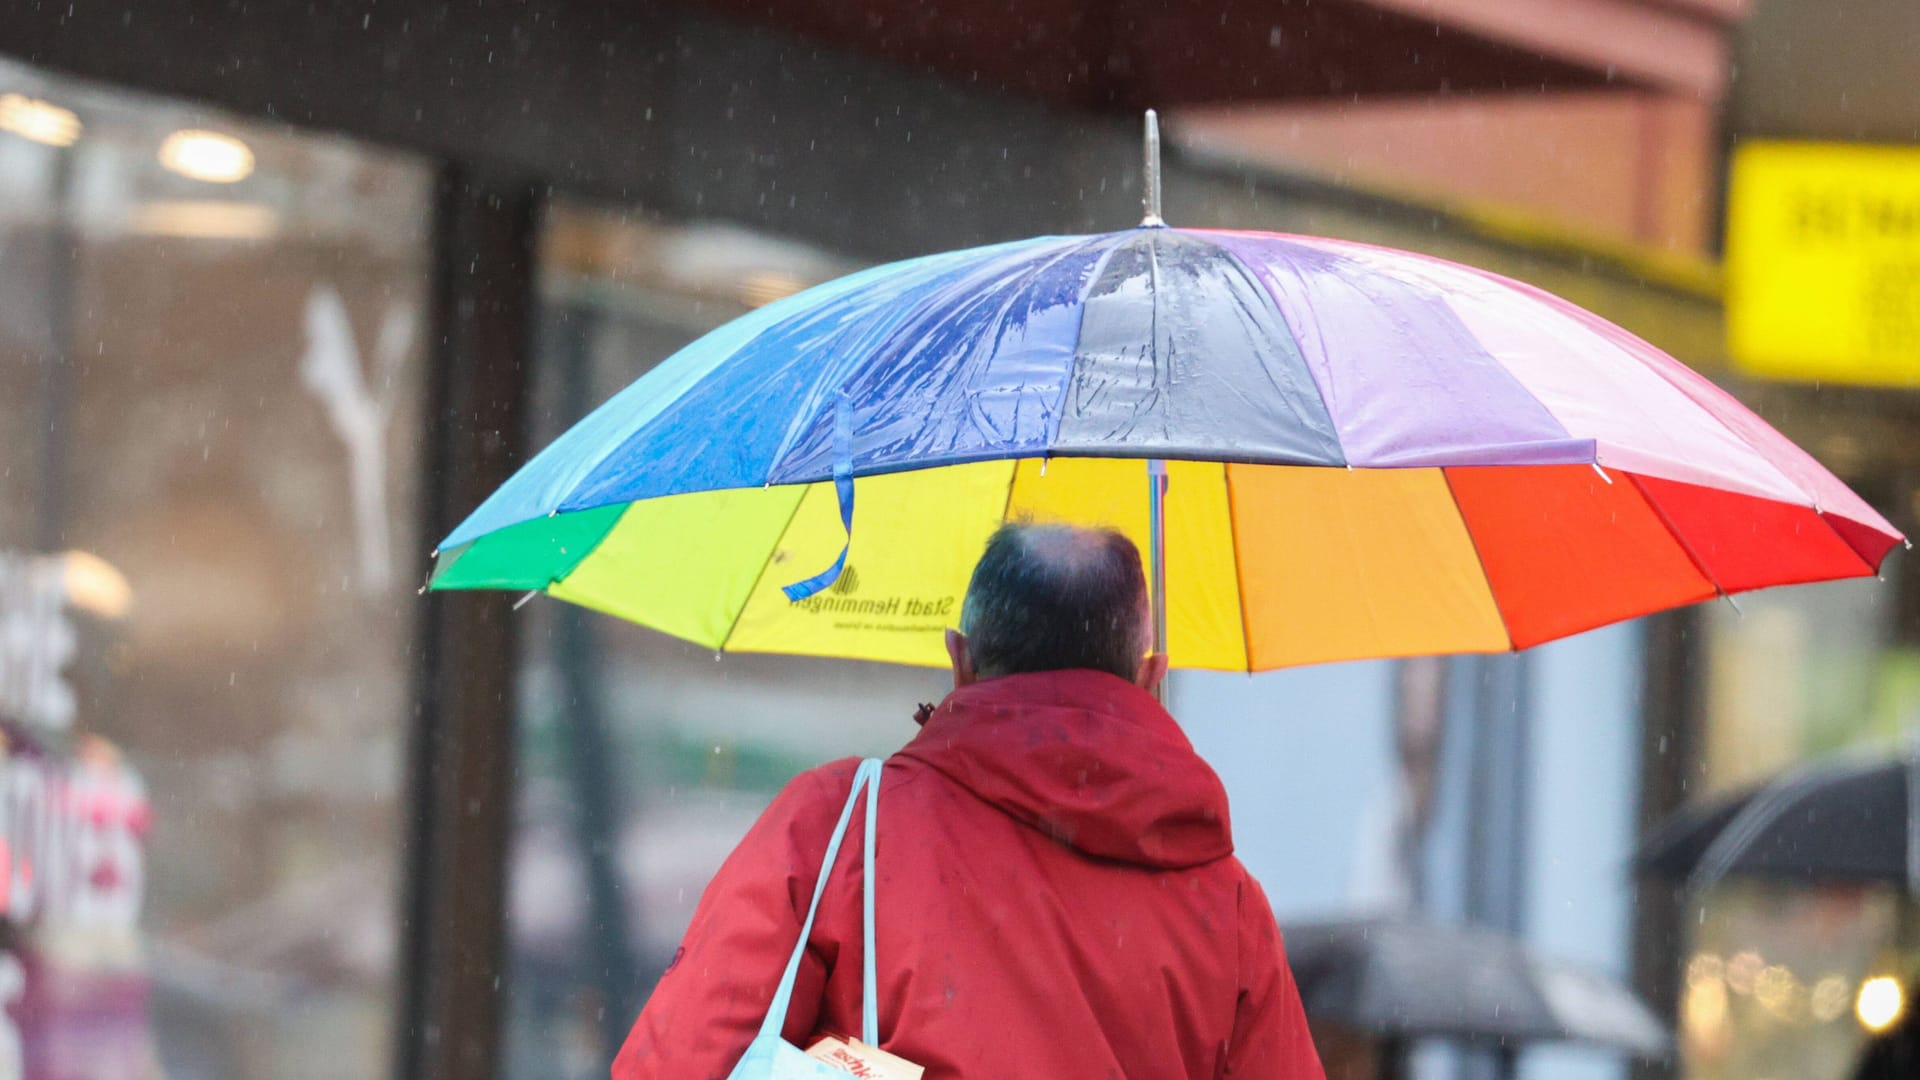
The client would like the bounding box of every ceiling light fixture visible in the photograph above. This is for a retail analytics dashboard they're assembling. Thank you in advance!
[0,94,81,147]
[158,129,254,183]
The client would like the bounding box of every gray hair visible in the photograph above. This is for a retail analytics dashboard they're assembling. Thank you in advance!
[958,523,1151,681]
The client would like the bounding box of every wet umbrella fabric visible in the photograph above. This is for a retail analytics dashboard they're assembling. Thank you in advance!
[1636,748,1920,893]
[1281,917,1669,1057]
[429,226,1903,671]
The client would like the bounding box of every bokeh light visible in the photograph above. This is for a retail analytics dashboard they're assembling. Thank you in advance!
[1810,975,1851,1023]
[1727,950,1764,995]
[1755,965,1802,1020]
[1856,976,1904,1033]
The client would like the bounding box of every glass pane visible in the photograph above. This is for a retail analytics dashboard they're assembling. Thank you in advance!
[504,205,951,1080]
[0,59,430,1078]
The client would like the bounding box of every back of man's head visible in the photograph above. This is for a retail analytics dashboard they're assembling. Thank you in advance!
[959,523,1150,681]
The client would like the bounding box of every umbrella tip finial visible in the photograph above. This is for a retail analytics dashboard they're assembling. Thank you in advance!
[1141,109,1165,228]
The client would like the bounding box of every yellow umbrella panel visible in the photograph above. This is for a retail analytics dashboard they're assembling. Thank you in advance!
[430,457,1522,672]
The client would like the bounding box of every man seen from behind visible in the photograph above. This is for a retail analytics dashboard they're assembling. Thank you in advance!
[613,522,1325,1078]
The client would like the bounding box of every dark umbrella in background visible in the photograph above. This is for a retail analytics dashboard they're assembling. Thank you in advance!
[1636,746,1920,894]
[1283,917,1669,1080]
[1635,746,1920,1080]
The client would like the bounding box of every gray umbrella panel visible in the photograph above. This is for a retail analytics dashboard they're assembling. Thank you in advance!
[1635,748,1919,892]
[1281,918,1670,1058]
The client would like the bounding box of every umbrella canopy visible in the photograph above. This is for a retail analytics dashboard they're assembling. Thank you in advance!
[430,126,1900,671]
[1636,748,1920,893]
[1282,917,1669,1057]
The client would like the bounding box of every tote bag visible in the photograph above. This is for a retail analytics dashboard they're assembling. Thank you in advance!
[727,757,885,1079]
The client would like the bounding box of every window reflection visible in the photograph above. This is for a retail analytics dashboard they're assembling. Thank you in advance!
[0,59,429,1079]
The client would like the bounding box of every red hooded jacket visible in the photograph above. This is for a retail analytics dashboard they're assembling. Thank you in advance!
[613,669,1323,1079]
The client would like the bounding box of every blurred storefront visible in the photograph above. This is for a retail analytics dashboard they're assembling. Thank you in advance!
[1666,329,1920,1077]
[0,2,1827,1079]
[1658,5,1920,1079]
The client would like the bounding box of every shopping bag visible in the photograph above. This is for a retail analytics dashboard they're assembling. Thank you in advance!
[727,759,922,1080]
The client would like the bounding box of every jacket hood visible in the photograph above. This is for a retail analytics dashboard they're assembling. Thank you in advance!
[894,669,1233,869]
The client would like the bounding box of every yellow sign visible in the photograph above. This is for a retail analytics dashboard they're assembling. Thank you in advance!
[1726,141,1920,386]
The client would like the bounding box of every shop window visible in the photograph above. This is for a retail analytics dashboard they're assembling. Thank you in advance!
[0,60,430,1078]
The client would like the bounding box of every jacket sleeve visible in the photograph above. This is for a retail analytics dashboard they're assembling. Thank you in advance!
[612,760,860,1080]
[1225,874,1325,1079]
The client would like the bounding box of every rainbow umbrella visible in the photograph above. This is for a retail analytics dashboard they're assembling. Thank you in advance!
[430,116,1902,671]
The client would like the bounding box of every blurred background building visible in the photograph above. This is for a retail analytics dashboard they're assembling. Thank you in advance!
[0,2,1914,1079]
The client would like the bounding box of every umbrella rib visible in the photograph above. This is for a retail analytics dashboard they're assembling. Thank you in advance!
[1808,506,1884,576]
[1625,473,1737,609]
[1145,231,1163,439]
[1634,473,1876,599]
[1220,465,1257,672]
[718,485,813,653]
[995,458,1020,533]
[1439,468,1516,653]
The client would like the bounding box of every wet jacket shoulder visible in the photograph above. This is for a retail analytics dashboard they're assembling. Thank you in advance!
[614,670,1323,1079]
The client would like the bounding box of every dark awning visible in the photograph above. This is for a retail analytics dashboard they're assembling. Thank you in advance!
[688,0,1748,108]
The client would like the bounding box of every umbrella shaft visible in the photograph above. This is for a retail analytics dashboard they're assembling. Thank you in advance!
[1149,459,1168,658]
[1141,109,1165,227]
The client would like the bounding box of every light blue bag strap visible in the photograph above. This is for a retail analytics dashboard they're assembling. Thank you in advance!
[757,758,884,1044]
[860,755,880,1046]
